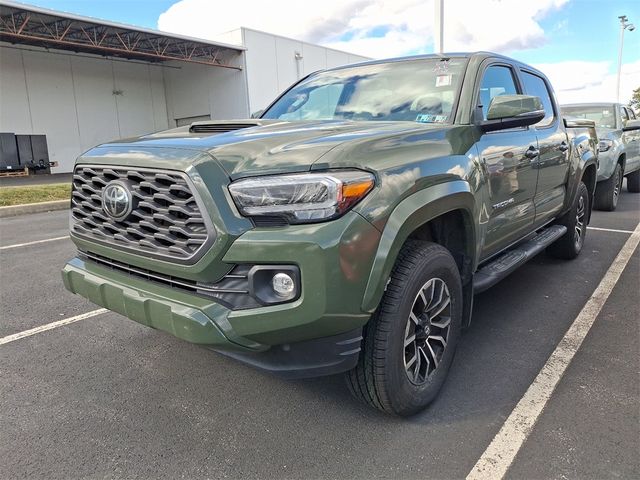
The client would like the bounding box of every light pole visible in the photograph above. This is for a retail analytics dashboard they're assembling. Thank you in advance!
[434,0,444,54]
[616,15,635,102]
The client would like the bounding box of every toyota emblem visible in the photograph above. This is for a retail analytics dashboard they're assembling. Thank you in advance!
[102,181,133,221]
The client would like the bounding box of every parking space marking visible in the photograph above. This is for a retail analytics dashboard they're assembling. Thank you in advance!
[467,221,640,480]
[587,226,634,234]
[0,235,69,251]
[0,309,108,346]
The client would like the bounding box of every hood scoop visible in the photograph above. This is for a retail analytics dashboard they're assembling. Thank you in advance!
[189,121,260,134]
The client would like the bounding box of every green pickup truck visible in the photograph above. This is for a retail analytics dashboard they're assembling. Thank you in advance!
[63,52,598,416]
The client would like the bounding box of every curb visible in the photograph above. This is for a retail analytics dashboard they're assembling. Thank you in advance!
[0,200,69,218]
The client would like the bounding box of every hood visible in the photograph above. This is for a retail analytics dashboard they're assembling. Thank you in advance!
[100,120,452,179]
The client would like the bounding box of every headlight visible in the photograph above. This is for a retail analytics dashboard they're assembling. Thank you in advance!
[598,139,614,152]
[228,170,375,224]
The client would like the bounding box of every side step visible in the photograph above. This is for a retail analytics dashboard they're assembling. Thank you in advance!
[473,225,567,293]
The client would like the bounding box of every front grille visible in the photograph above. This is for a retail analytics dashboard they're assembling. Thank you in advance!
[71,165,214,263]
[81,251,261,310]
[189,122,258,134]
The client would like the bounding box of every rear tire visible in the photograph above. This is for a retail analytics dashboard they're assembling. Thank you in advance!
[627,169,640,193]
[346,241,462,416]
[547,181,589,260]
[594,164,622,211]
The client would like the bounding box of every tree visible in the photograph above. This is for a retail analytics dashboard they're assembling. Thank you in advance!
[630,87,640,114]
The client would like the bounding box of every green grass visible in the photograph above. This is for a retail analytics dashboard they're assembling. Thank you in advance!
[0,183,71,207]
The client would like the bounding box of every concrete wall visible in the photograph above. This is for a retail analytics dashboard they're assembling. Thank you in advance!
[241,28,370,114]
[0,44,169,173]
[163,61,249,125]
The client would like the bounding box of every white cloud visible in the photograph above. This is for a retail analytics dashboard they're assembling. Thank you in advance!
[157,0,639,105]
[157,0,568,58]
[535,60,640,104]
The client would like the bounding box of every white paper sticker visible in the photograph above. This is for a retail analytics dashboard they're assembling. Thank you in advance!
[436,74,452,87]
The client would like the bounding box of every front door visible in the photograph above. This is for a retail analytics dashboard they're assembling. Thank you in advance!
[476,64,539,259]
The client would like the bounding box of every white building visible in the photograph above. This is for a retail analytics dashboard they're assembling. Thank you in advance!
[0,1,369,174]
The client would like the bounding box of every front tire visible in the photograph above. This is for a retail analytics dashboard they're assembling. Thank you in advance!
[346,241,462,416]
[594,163,622,211]
[547,181,589,260]
[627,169,640,193]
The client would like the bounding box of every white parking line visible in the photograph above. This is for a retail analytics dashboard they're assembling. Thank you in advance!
[467,221,640,480]
[0,235,69,251]
[587,226,635,234]
[0,309,108,346]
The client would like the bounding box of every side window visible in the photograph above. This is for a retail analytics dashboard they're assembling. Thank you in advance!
[626,107,637,120]
[521,71,555,127]
[619,105,629,126]
[479,65,519,120]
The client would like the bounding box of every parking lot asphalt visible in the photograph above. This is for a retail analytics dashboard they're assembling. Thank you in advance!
[1,189,638,479]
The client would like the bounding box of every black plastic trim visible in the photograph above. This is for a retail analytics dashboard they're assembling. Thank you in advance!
[212,328,364,379]
[473,225,567,293]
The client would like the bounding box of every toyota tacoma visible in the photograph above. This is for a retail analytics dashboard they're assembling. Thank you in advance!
[62,52,598,416]
[561,102,640,210]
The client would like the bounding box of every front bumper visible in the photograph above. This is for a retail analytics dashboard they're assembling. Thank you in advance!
[62,211,380,377]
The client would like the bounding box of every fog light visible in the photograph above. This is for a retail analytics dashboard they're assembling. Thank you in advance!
[248,265,300,304]
[272,273,295,297]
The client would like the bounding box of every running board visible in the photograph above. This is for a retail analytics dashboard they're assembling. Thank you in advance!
[473,225,567,293]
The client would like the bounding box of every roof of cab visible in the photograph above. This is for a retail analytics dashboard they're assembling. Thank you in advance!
[323,51,548,78]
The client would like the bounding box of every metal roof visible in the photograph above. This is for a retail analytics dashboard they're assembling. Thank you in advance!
[0,1,245,69]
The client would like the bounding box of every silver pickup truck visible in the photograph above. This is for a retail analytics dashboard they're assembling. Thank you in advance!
[562,103,640,210]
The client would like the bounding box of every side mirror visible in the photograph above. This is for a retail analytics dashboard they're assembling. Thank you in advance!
[563,117,596,129]
[479,95,545,132]
[622,119,640,131]
[251,109,265,119]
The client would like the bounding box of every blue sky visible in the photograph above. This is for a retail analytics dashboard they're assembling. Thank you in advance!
[23,0,177,31]
[522,0,639,65]
[18,0,640,102]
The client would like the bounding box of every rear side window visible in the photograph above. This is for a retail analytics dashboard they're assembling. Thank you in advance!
[620,106,630,126]
[521,71,555,127]
[479,65,519,120]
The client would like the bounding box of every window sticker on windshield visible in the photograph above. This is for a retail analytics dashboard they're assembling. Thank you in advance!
[436,74,452,87]
[416,114,448,123]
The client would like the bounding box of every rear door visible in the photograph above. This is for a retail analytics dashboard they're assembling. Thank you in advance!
[519,69,570,227]
[475,62,539,259]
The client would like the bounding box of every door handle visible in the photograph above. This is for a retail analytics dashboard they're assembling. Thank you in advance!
[559,142,570,152]
[525,147,539,159]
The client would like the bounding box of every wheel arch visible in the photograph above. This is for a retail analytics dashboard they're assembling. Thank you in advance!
[582,161,597,223]
[618,152,626,172]
[562,139,598,221]
[361,181,476,313]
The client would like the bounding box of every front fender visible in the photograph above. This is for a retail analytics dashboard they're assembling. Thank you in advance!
[597,145,624,182]
[361,180,476,312]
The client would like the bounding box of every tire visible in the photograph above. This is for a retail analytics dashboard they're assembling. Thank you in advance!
[627,169,640,193]
[594,163,622,211]
[547,181,589,260]
[346,241,462,416]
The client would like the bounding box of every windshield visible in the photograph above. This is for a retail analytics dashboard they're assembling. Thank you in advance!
[561,105,617,129]
[262,58,467,123]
